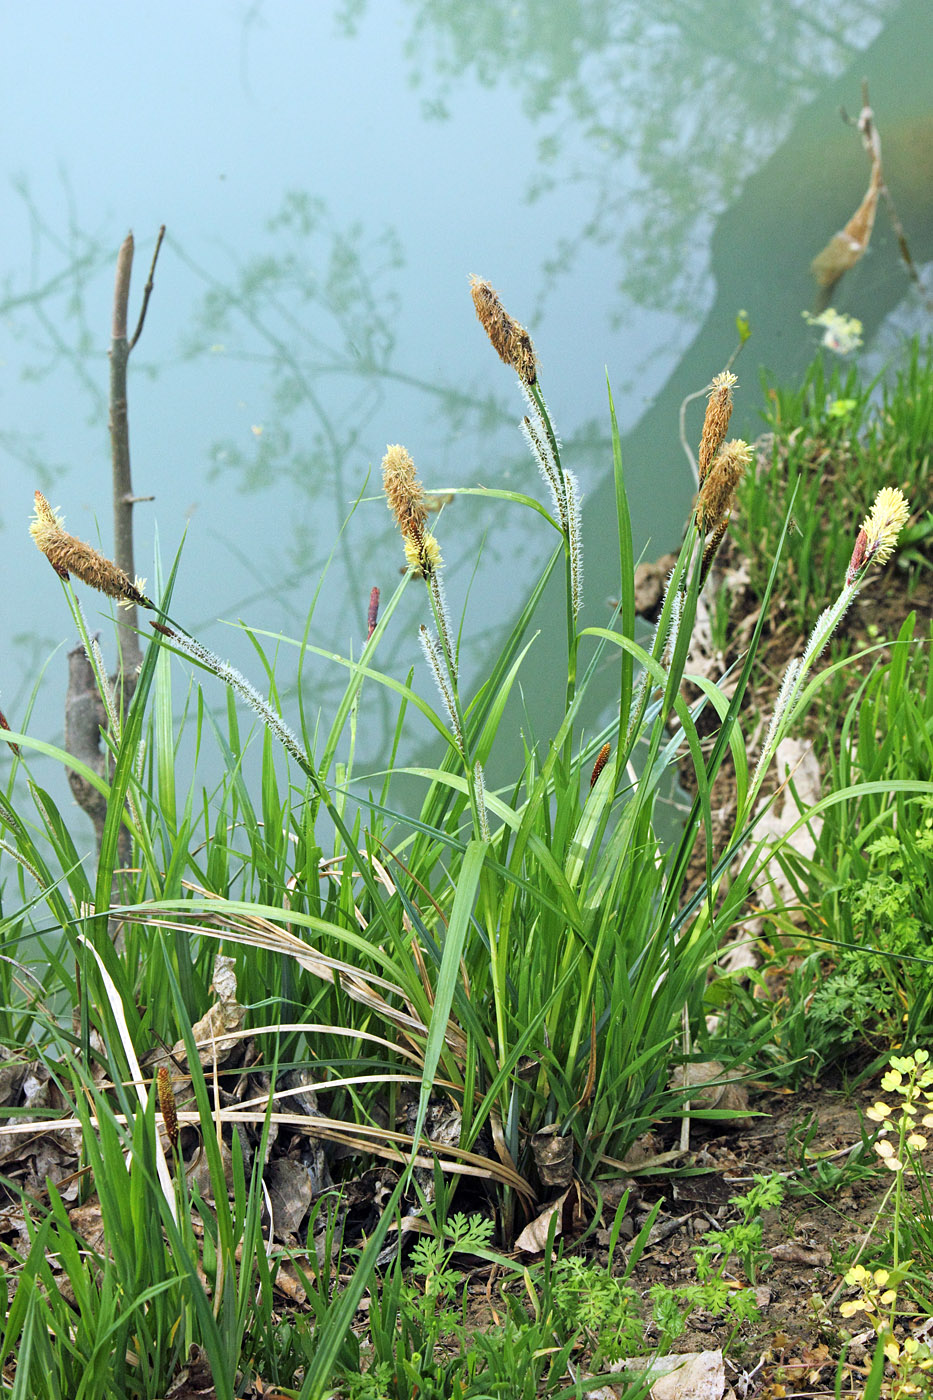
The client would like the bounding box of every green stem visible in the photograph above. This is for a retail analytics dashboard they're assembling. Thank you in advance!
[743,577,861,823]
[526,380,578,745]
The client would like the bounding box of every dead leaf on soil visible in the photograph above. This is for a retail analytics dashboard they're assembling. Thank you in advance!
[0,1048,27,1106]
[66,1200,107,1255]
[271,1258,308,1304]
[672,1175,735,1206]
[607,1131,679,1173]
[780,1341,833,1384]
[595,1175,641,1211]
[186,1132,235,1201]
[164,1343,216,1397]
[265,1156,314,1237]
[745,738,822,939]
[617,1349,725,1400]
[770,1241,830,1267]
[514,1188,578,1254]
[646,1212,692,1247]
[150,953,246,1073]
[531,1124,575,1189]
[672,1061,749,1118]
[632,553,678,620]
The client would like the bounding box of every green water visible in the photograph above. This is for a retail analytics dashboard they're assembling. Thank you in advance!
[1,0,930,798]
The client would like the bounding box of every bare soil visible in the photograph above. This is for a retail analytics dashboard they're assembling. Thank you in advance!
[607,1080,920,1392]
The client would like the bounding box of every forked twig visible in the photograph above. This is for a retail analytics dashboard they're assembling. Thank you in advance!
[129,223,165,351]
[64,225,164,854]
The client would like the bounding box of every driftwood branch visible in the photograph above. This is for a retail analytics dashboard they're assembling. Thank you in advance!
[824,83,933,310]
[856,91,933,313]
[855,84,933,310]
[64,642,109,845]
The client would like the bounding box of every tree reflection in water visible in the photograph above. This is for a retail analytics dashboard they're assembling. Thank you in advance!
[2,0,930,766]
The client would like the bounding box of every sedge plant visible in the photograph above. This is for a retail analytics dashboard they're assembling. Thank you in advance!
[733,339,933,633]
[9,282,917,1192]
[0,278,920,1392]
[741,611,933,1074]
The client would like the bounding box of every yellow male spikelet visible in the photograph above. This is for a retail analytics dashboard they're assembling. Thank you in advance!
[698,372,737,484]
[382,445,443,578]
[695,439,751,535]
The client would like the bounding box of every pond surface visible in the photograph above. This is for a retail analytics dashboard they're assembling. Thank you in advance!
[1,1,931,807]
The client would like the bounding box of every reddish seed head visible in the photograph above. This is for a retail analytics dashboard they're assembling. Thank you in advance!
[0,708,20,758]
[846,528,868,585]
[590,742,611,788]
[156,1065,179,1152]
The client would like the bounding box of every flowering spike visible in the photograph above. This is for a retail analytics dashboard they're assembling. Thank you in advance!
[156,1065,179,1152]
[845,528,868,585]
[428,570,457,682]
[698,372,737,483]
[420,624,462,750]
[29,491,153,608]
[750,657,801,794]
[367,586,380,640]
[521,414,566,528]
[859,486,910,570]
[151,623,310,771]
[403,531,443,579]
[0,706,20,758]
[565,469,584,619]
[699,519,729,588]
[695,439,751,535]
[748,487,912,820]
[664,585,684,668]
[473,760,490,840]
[590,743,610,788]
[382,446,443,577]
[383,445,428,540]
[469,276,537,385]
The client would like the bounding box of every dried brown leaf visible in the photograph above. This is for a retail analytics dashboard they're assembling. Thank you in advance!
[531,1126,574,1189]
[266,1157,314,1237]
[514,1189,574,1254]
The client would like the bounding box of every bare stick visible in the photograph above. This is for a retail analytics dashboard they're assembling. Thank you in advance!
[109,231,141,674]
[64,227,163,871]
[129,223,165,351]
